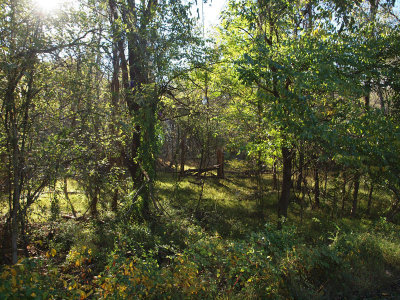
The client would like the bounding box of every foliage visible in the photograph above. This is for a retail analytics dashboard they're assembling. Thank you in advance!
[1,218,400,299]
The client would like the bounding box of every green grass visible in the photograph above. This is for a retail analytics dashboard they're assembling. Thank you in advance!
[156,171,278,237]
[27,179,87,222]
[2,163,400,298]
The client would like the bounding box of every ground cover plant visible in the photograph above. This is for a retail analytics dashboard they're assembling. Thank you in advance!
[1,171,400,299]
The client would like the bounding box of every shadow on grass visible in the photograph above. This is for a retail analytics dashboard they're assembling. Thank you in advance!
[155,172,281,238]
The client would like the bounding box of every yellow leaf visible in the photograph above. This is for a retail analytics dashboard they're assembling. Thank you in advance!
[10,269,16,276]
[1,271,9,279]
[86,290,93,297]
[31,293,37,297]
[51,249,57,257]
[11,276,16,287]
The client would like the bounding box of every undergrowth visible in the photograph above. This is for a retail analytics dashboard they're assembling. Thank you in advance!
[1,172,400,299]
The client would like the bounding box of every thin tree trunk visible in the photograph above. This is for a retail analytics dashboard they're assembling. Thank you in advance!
[172,124,179,169]
[63,177,77,218]
[278,147,292,225]
[332,172,339,217]
[11,206,19,265]
[341,172,347,212]
[314,165,320,209]
[301,183,305,223]
[351,172,360,217]
[296,147,304,191]
[323,165,328,197]
[11,115,22,265]
[197,147,205,178]
[256,150,263,207]
[90,188,99,218]
[273,159,278,190]
[367,183,374,215]
[20,213,29,257]
[180,131,186,176]
[217,147,224,179]
[112,189,119,212]
[364,81,370,109]
[378,86,385,114]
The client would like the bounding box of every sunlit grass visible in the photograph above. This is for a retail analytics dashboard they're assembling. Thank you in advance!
[23,166,395,234]
[3,164,400,299]
[27,179,87,222]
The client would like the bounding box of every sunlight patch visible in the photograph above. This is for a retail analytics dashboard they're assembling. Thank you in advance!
[33,0,63,13]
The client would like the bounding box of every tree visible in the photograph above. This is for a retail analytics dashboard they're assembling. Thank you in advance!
[221,0,324,222]
[0,0,100,263]
[220,0,400,223]
[107,0,203,217]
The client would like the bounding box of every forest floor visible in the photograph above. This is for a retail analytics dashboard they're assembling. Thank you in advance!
[1,160,400,298]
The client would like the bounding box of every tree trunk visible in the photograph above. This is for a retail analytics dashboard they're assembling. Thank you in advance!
[217,147,224,179]
[10,104,22,265]
[323,166,328,198]
[296,147,304,191]
[278,147,292,223]
[109,0,141,187]
[341,172,347,212]
[331,172,339,217]
[180,131,186,176]
[367,183,374,215]
[109,2,123,215]
[20,213,29,257]
[351,172,360,217]
[11,205,19,265]
[364,82,370,109]
[63,177,77,218]
[314,165,320,209]
[172,124,179,169]
[112,189,119,212]
[378,86,385,114]
[90,188,99,218]
[273,159,278,190]
[197,146,205,178]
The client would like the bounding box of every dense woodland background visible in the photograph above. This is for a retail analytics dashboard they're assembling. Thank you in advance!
[1,0,400,298]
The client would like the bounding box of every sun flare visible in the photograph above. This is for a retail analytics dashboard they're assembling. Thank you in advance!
[34,0,63,13]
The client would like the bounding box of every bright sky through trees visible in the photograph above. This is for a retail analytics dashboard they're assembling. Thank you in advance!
[33,0,64,12]
[196,0,227,34]
[204,0,227,26]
